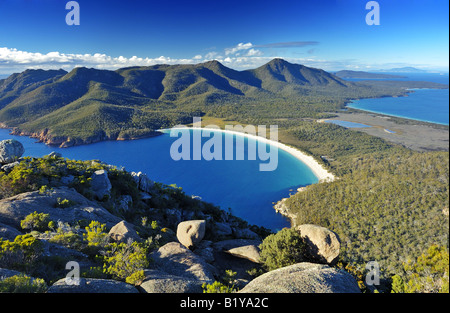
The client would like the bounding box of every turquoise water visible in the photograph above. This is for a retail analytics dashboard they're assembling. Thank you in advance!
[348,88,449,125]
[324,120,371,128]
[0,128,319,231]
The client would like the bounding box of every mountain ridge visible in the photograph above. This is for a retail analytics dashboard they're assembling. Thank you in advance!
[0,59,446,147]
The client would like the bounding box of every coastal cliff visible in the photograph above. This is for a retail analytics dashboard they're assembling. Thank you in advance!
[5,126,162,148]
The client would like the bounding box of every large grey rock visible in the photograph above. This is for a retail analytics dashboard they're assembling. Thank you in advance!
[117,195,132,212]
[150,242,216,282]
[0,139,24,164]
[212,239,262,252]
[226,245,261,264]
[211,239,263,285]
[1,161,19,173]
[0,268,23,280]
[193,240,215,263]
[239,262,360,293]
[38,239,95,271]
[233,227,260,240]
[215,222,233,236]
[108,220,140,243]
[60,175,75,185]
[0,187,121,229]
[46,151,62,158]
[177,220,206,249]
[139,269,205,293]
[0,222,21,240]
[131,171,154,193]
[47,278,138,293]
[297,224,341,264]
[90,170,112,200]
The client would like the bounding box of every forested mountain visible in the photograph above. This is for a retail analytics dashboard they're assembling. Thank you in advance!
[1,59,446,147]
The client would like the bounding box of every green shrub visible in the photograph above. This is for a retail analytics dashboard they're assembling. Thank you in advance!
[0,274,47,293]
[55,197,76,208]
[259,228,306,271]
[125,269,146,286]
[83,221,108,247]
[20,211,51,232]
[201,269,238,293]
[49,222,81,249]
[392,245,449,293]
[0,234,43,270]
[81,266,109,279]
[202,281,235,293]
[38,185,52,195]
[102,241,149,283]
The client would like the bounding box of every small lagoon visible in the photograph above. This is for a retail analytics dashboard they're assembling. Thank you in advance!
[324,120,371,128]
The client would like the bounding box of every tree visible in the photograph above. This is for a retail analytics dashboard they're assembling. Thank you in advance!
[259,228,306,271]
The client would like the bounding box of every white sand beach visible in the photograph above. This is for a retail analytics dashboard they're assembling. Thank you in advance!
[159,126,336,182]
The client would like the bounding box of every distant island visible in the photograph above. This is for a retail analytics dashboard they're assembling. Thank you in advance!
[334,70,406,79]
[375,67,428,73]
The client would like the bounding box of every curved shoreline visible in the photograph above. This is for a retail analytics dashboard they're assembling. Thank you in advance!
[158,126,336,183]
[346,88,450,126]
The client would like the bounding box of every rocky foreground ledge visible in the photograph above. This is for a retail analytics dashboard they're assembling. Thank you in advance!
[0,139,360,293]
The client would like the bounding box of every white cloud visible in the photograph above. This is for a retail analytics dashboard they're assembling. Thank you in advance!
[246,48,263,57]
[0,46,352,74]
[224,42,253,55]
[2,45,432,75]
[0,47,204,74]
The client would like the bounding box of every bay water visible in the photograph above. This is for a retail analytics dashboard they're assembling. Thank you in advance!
[0,128,318,231]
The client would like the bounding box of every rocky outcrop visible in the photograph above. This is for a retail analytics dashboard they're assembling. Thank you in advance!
[212,239,262,251]
[108,220,140,243]
[131,171,155,193]
[150,242,216,282]
[0,187,121,229]
[139,269,205,293]
[0,268,24,280]
[212,239,262,264]
[0,139,24,164]
[239,262,360,293]
[273,198,298,222]
[1,161,19,173]
[0,222,21,240]
[225,245,261,264]
[90,170,112,200]
[297,224,341,265]
[8,128,114,148]
[47,278,138,293]
[176,220,206,249]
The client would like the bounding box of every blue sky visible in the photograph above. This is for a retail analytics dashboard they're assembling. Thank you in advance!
[0,0,448,74]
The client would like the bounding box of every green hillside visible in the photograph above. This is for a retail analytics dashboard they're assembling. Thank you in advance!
[1,59,444,146]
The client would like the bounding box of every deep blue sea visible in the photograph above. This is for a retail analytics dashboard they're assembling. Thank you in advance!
[0,128,318,231]
[345,73,449,125]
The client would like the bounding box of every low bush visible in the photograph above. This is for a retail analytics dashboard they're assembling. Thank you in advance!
[0,274,47,293]
[259,228,306,271]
